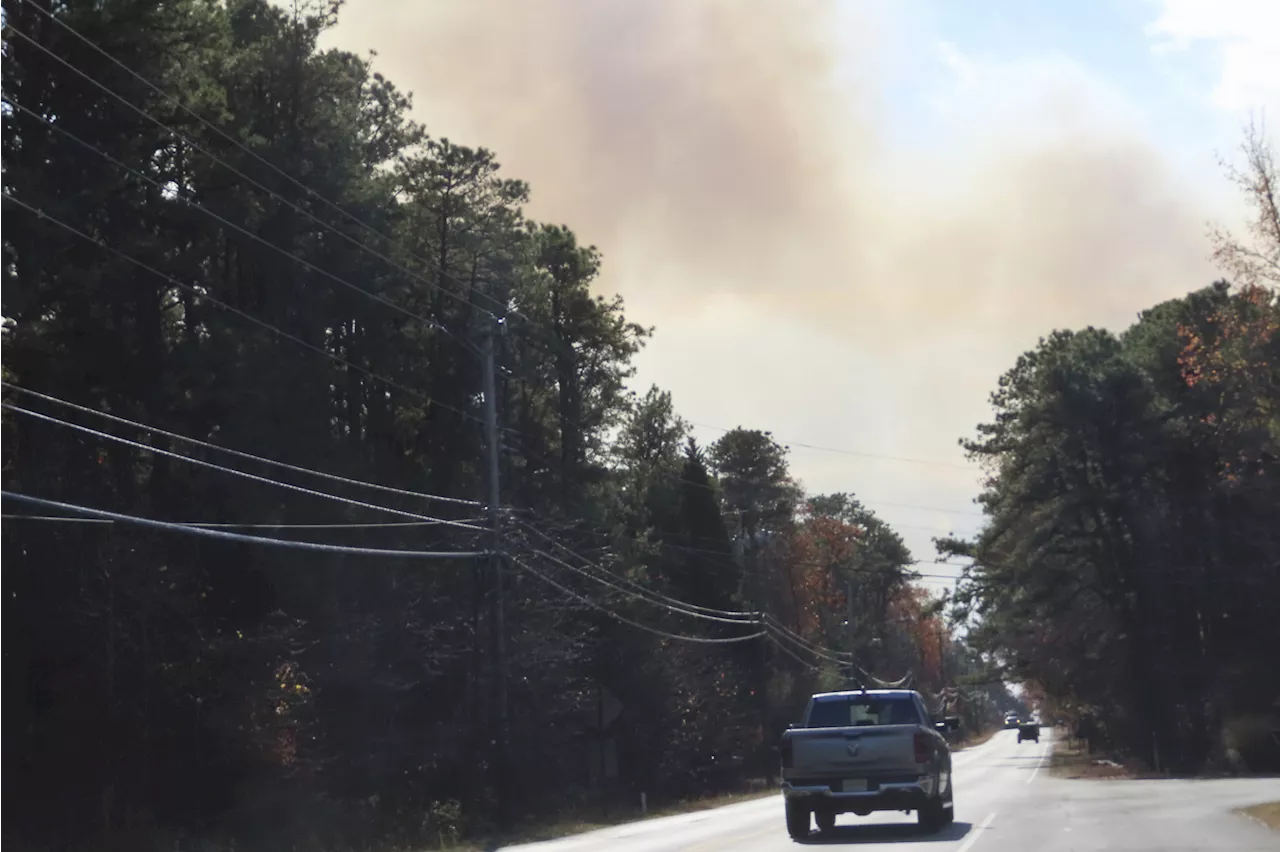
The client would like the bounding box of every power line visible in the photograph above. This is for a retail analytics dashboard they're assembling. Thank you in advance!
[799,498,985,518]
[9,11,988,534]
[5,19,511,323]
[525,546,759,625]
[516,521,953,668]
[8,393,967,606]
[0,193,479,424]
[855,520,980,534]
[3,511,947,662]
[515,511,971,583]
[11,13,979,504]
[684,512,974,535]
[687,420,978,471]
[3,403,485,531]
[659,539,968,580]
[511,517,761,620]
[499,428,985,520]
[510,517,942,667]
[3,382,482,508]
[759,622,911,690]
[2,96,457,337]
[5,8,957,705]
[853,662,913,689]
[763,613,852,659]
[508,515,966,654]
[2,492,486,559]
[764,617,852,665]
[765,631,820,671]
[720,469,989,520]
[760,615,920,688]
[0,514,483,527]
[507,554,768,645]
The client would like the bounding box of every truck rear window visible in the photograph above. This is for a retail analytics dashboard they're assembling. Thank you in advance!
[807,696,919,728]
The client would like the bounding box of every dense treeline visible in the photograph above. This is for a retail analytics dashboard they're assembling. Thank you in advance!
[1,3,1000,850]
[947,125,1280,773]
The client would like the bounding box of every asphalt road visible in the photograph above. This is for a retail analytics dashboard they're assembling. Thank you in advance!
[506,728,1280,851]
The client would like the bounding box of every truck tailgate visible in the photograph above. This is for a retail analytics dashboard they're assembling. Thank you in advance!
[791,724,920,776]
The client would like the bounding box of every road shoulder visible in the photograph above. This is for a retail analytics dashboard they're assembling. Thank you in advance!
[1238,800,1280,831]
[476,789,780,851]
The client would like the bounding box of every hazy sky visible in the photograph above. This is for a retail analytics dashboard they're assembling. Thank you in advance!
[321,0,1278,588]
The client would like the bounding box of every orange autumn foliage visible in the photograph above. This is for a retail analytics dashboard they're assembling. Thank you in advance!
[887,585,947,687]
[783,512,862,639]
[1177,284,1278,390]
[1176,284,1280,481]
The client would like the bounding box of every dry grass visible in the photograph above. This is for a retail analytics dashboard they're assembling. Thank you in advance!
[1238,801,1280,831]
[1049,735,1152,780]
[952,727,1000,751]
[646,787,778,818]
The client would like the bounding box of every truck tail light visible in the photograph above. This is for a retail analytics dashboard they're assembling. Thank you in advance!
[781,736,794,769]
[913,731,929,764]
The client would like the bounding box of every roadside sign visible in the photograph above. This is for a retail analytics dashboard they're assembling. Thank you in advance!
[585,684,623,730]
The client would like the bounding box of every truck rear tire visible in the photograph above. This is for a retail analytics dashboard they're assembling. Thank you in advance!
[814,809,836,833]
[785,800,810,840]
[917,799,945,834]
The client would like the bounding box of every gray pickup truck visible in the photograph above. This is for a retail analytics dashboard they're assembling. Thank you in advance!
[780,689,955,839]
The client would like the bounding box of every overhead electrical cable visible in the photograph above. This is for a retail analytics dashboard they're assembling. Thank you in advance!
[763,613,852,659]
[5,20,513,321]
[1,194,479,422]
[763,619,856,666]
[2,382,482,507]
[765,632,820,671]
[507,554,768,645]
[2,493,485,559]
[687,420,978,470]
[525,548,761,626]
[2,96,459,336]
[511,517,761,620]
[3,403,485,531]
[1,514,484,529]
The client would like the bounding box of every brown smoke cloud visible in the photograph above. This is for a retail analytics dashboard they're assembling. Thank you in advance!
[323,0,1225,558]
[327,0,1214,330]
[331,0,883,303]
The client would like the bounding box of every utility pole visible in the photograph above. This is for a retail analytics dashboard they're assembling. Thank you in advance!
[738,511,774,785]
[846,578,856,689]
[482,320,509,817]
[937,623,947,687]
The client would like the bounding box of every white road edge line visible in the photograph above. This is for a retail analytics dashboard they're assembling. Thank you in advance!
[1026,737,1050,784]
[955,811,997,852]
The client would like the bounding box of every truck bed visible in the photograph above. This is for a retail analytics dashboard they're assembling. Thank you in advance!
[785,723,922,780]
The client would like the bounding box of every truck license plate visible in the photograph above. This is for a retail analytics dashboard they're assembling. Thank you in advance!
[842,779,867,792]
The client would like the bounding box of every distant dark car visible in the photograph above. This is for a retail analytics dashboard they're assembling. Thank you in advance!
[1004,714,1020,729]
[1017,722,1040,744]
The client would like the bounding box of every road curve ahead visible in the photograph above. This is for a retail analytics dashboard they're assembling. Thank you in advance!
[504,728,1280,851]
